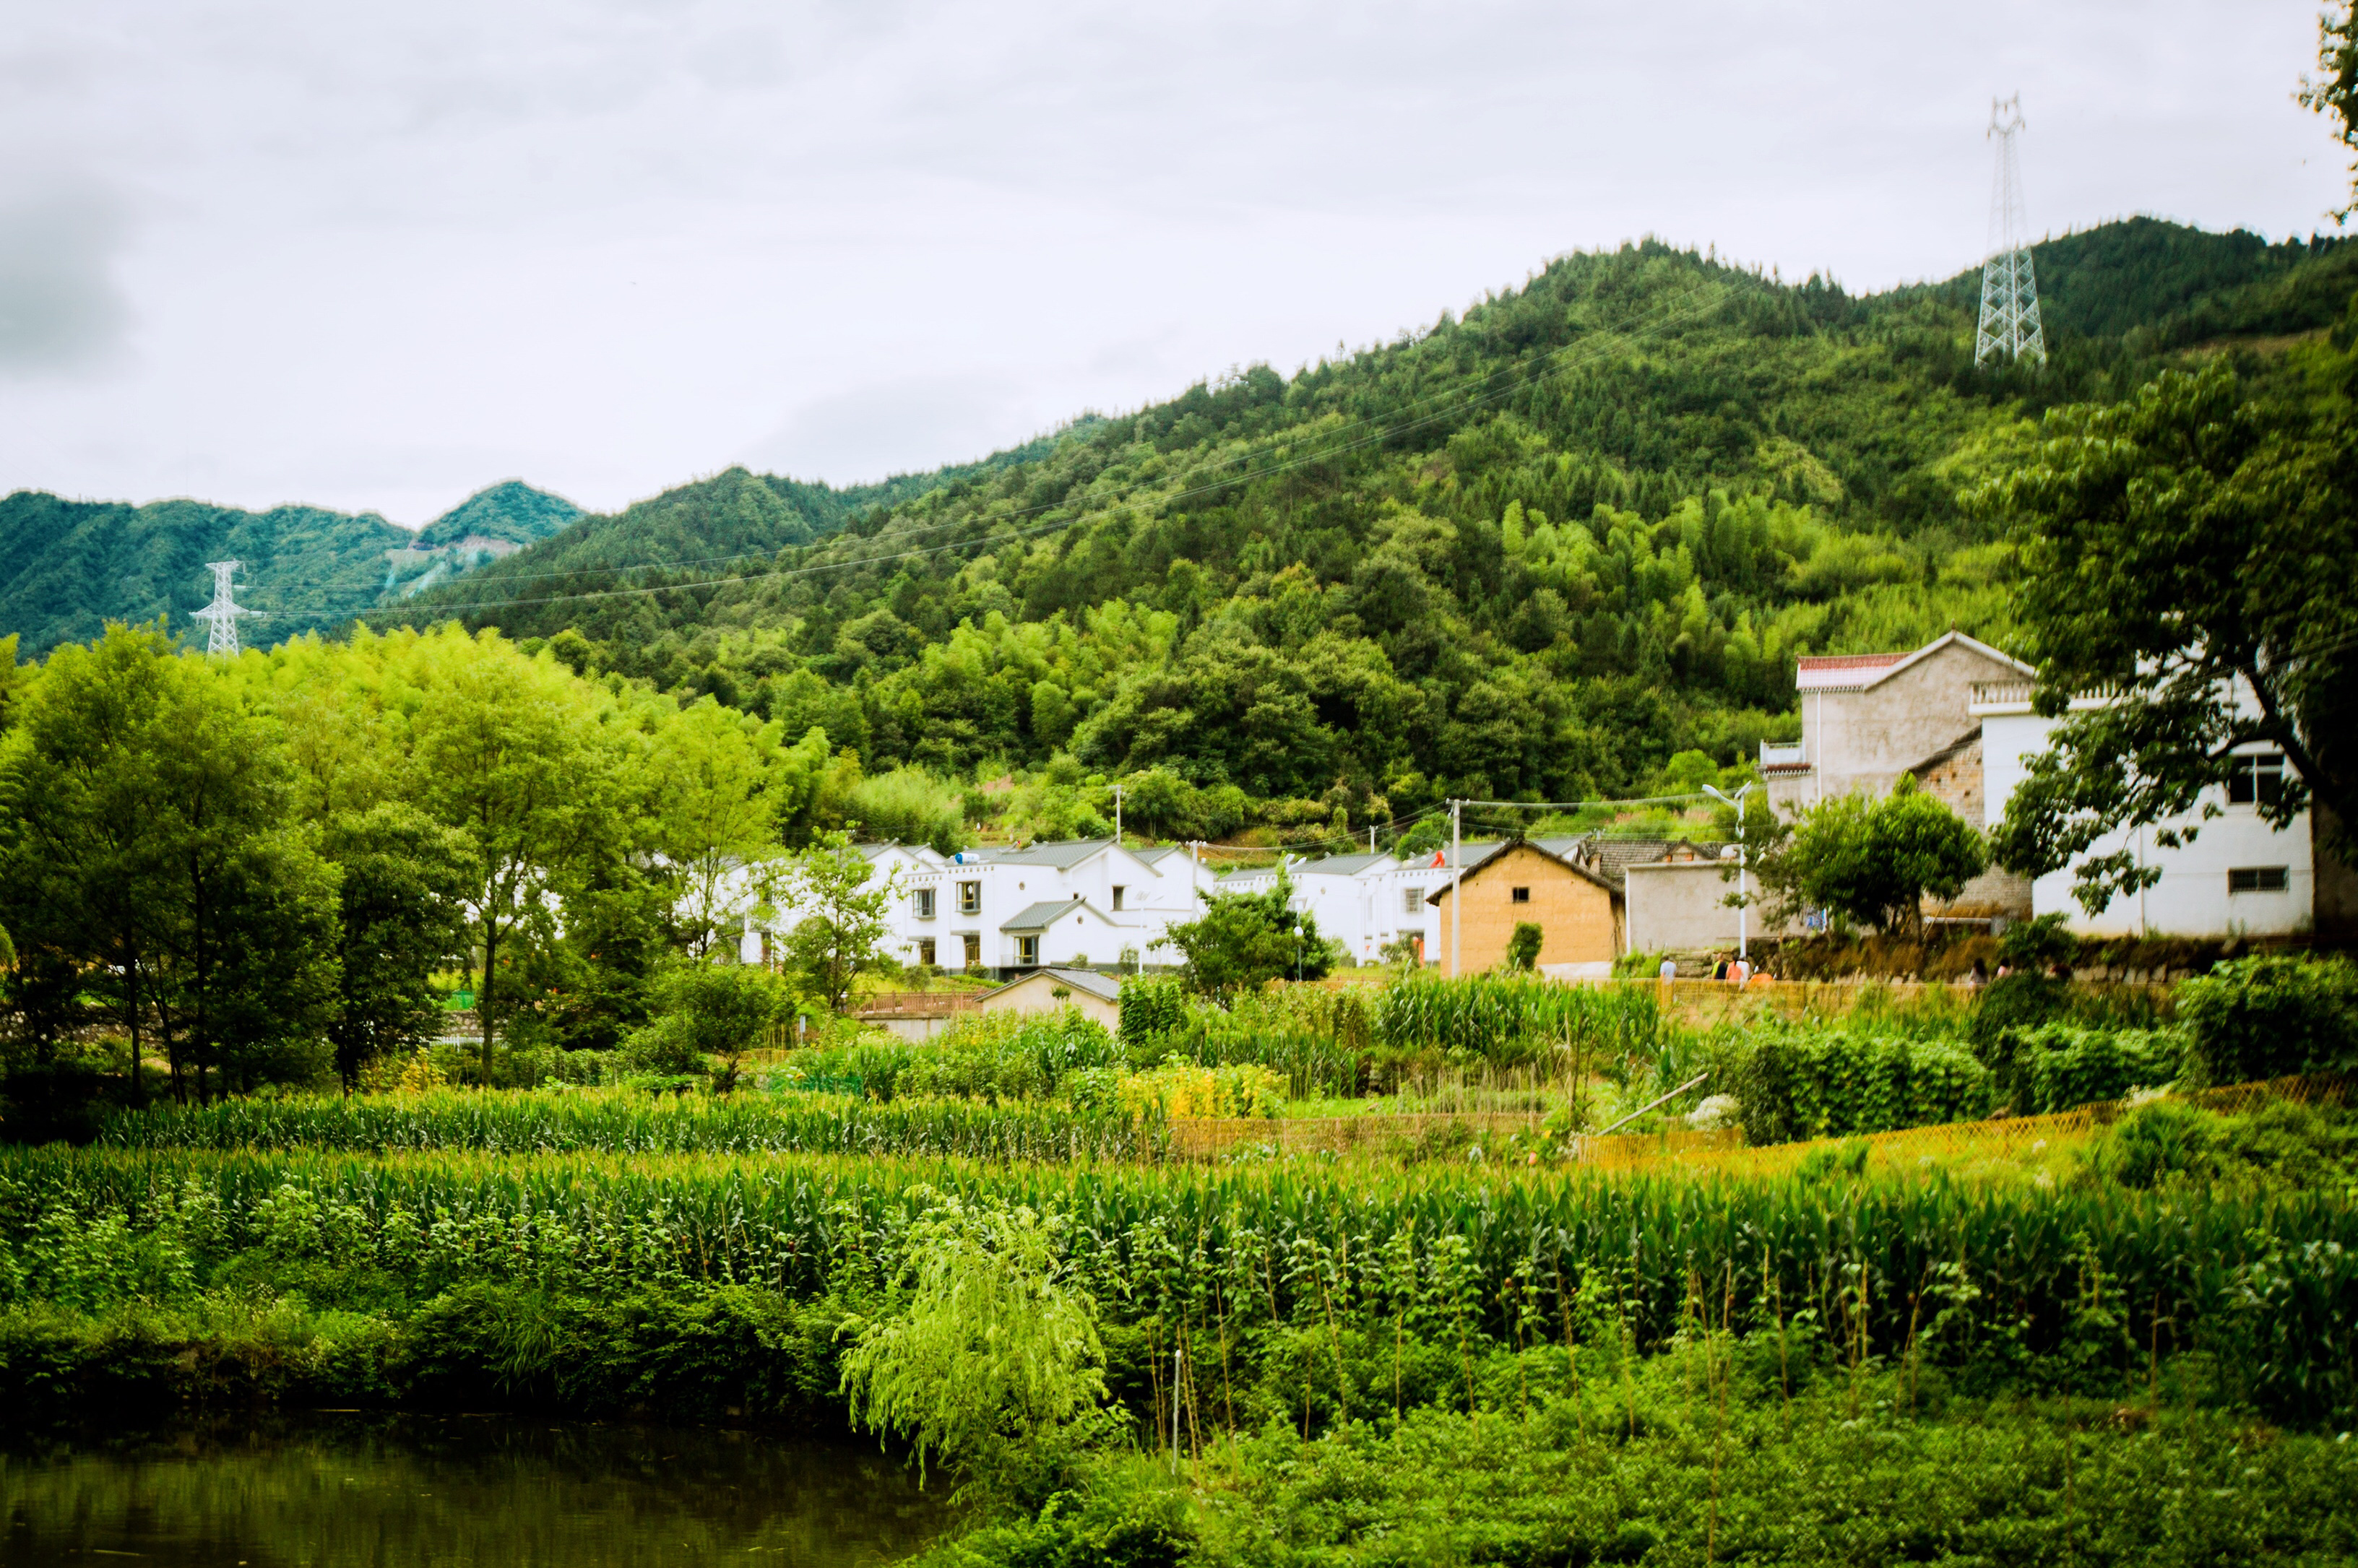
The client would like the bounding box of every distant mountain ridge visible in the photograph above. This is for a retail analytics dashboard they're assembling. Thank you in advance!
[0,480,586,655]
[413,480,582,550]
[0,429,1067,655]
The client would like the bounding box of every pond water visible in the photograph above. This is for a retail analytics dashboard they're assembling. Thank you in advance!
[0,1413,948,1566]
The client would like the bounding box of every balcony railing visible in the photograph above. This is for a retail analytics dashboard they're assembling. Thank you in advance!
[1972,680,2123,709]
[1758,740,1807,768]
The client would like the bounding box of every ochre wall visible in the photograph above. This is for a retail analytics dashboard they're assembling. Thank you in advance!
[1430,844,1619,969]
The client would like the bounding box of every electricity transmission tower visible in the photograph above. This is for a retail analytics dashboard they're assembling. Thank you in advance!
[191,560,262,655]
[1975,95,2045,368]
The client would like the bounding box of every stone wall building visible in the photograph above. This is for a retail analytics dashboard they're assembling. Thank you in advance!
[1761,631,2037,924]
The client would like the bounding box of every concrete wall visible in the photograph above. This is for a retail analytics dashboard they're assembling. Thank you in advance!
[977,972,1121,1030]
[1774,641,2026,815]
[1431,844,1619,970]
[1627,860,1745,952]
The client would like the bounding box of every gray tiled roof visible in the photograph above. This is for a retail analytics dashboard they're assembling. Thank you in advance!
[1002,896,1102,931]
[1292,852,1392,876]
[1131,845,1186,865]
[1586,839,1731,888]
[969,839,1113,870]
[997,966,1126,1002]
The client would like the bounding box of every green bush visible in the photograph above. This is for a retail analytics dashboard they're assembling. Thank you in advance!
[2176,953,2358,1084]
[1968,972,2071,1051]
[2010,1023,2186,1113]
[1116,975,1188,1050]
[2083,1098,2358,1193]
[1724,1025,1994,1144]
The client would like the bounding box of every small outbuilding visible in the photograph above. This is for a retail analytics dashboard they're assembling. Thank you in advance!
[976,965,1126,1031]
[1427,839,1624,970]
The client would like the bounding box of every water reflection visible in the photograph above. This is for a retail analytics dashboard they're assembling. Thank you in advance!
[1,1413,947,1566]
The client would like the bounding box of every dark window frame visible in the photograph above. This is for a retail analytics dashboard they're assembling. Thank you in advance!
[2227,753,2286,807]
[2227,866,2290,894]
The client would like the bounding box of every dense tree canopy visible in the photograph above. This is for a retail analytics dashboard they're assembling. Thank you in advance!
[400,224,2354,830]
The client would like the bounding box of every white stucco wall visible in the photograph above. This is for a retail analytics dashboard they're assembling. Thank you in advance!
[1981,710,2313,937]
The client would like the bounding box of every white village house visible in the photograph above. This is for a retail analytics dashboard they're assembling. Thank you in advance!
[1741,631,2338,940]
[739,837,1217,980]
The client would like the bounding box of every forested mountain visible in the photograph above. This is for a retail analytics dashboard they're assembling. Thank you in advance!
[0,491,413,654]
[411,480,583,550]
[0,482,597,654]
[400,219,2354,829]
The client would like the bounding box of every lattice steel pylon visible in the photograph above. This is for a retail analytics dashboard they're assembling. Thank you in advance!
[1974,95,2045,368]
[190,560,262,655]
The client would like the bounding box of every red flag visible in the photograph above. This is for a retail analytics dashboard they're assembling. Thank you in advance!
[1430,850,1446,867]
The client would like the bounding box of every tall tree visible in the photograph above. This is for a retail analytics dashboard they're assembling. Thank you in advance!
[319,802,472,1090]
[646,696,797,958]
[406,628,631,1082]
[777,830,899,1013]
[137,652,341,1100]
[1983,365,2358,909]
[0,625,177,1103]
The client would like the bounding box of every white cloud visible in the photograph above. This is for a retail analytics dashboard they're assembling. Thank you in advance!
[0,0,2343,519]
[0,173,132,373]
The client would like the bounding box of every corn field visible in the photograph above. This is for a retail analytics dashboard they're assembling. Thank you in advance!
[7,1140,2352,1426]
[96,1089,1162,1164]
[1373,974,1667,1070]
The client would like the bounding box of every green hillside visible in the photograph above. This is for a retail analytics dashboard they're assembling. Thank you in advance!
[0,483,595,655]
[397,219,2352,826]
[0,492,413,654]
[412,480,583,550]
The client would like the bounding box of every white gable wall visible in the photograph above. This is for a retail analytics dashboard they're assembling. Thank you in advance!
[1979,703,2313,937]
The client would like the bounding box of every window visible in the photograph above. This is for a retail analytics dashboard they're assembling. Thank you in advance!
[1111,885,1126,911]
[1402,888,1425,916]
[962,934,981,969]
[1511,887,1531,904]
[2227,753,2286,807]
[912,887,936,919]
[2228,866,2290,894]
[917,938,937,966]
[1016,935,1040,966]
[958,880,982,916]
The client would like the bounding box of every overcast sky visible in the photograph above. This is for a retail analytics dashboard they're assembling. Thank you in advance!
[0,0,2343,526]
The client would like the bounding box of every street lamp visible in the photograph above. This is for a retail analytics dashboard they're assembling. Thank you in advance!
[1701,782,1755,964]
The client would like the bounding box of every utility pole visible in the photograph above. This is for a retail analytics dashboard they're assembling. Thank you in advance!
[190,560,262,656]
[1703,782,1755,963]
[1974,95,2047,368]
[1114,784,1123,845]
[1449,800,1463,978]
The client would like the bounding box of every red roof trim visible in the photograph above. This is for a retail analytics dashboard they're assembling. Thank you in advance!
[1795,653,1909,672]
